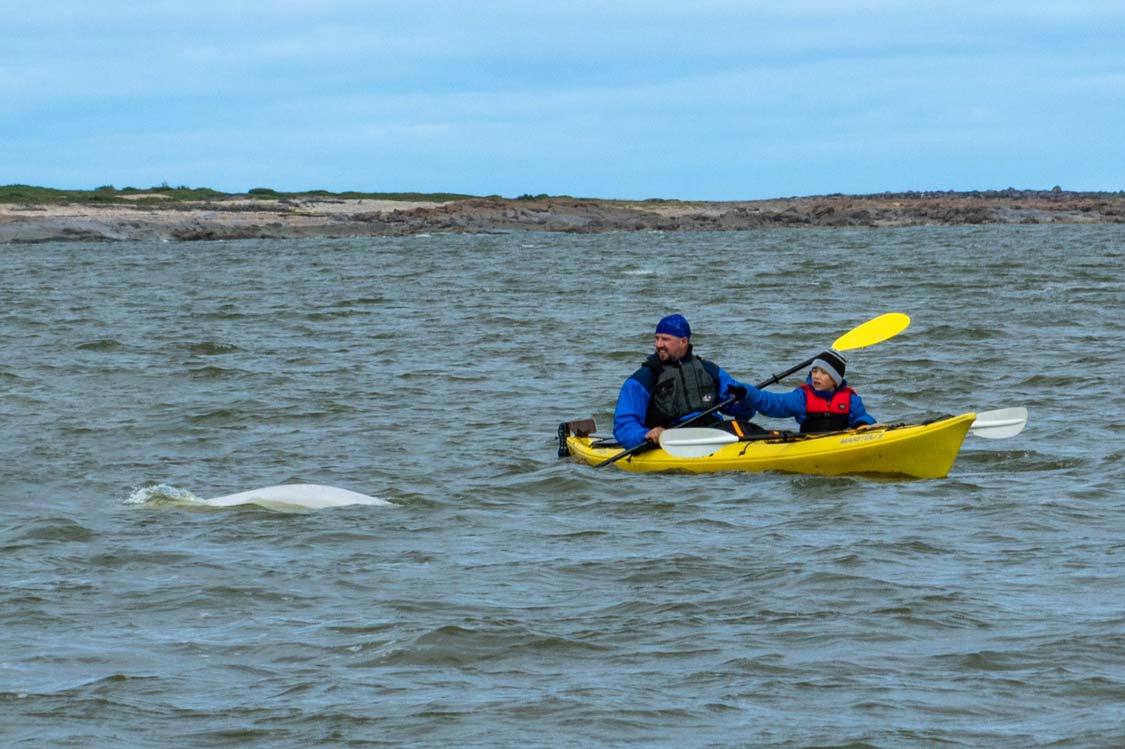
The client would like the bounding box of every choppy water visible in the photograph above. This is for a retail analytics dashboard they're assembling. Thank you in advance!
[1,226,1123,747]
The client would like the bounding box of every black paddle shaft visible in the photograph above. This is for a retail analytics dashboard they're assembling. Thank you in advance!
[755,357,814,390]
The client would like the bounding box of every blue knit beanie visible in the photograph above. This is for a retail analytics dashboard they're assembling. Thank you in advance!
[655,314,691,338]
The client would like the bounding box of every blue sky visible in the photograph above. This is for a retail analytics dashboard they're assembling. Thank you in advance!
[3,1,1123,199]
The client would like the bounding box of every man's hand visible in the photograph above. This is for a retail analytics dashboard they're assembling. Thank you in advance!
[726,385,748,400]
[644,426,666,443]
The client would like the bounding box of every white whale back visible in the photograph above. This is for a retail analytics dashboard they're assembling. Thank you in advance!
[204,483,392,509]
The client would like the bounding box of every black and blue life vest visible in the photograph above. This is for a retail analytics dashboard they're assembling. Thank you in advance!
[633,350,721,428]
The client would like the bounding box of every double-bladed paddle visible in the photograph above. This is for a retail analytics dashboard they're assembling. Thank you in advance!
[657,407,1029,458]
[594,312,911,468]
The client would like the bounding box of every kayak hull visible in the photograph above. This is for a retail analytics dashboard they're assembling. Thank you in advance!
[566,413,976,479]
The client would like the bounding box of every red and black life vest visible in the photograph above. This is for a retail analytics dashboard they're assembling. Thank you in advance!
[800,384,854,433]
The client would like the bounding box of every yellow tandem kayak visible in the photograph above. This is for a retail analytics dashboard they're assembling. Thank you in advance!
[563,413,976,479]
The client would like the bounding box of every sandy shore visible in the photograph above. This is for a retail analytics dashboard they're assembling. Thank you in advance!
[1,191,1121,243]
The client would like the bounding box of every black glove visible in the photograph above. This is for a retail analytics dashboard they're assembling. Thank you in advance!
[726,385,748,400]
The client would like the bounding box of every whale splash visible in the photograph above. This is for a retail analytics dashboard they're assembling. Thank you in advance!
[127,483,392,511]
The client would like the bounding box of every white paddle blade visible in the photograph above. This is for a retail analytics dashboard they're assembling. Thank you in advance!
[969,407,1029,439]
[659,428,739,458]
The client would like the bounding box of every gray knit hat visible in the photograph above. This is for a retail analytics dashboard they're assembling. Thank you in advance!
[810,349,847,386]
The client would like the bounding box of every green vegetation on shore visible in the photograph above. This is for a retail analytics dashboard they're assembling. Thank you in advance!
[0,184,479,205]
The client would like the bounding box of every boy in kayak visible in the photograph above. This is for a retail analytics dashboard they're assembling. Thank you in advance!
[612,314,759,449]
[738,348,877,433]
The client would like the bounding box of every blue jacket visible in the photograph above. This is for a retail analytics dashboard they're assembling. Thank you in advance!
[613,356,757,449]
[741,376,876,431]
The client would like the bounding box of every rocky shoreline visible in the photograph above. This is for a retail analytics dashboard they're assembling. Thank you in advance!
[1,189,1122,243]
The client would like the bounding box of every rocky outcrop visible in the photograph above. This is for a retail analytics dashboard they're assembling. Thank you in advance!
[1,190,1122,243]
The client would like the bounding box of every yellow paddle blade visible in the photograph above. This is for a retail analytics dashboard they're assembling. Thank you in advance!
[831,313,910,351]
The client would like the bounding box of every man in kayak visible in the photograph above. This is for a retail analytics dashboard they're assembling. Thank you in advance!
[612,314,759,449]
[737,349,877,433]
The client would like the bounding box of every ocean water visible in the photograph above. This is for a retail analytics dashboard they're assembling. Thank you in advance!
[1,226,1123,747]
